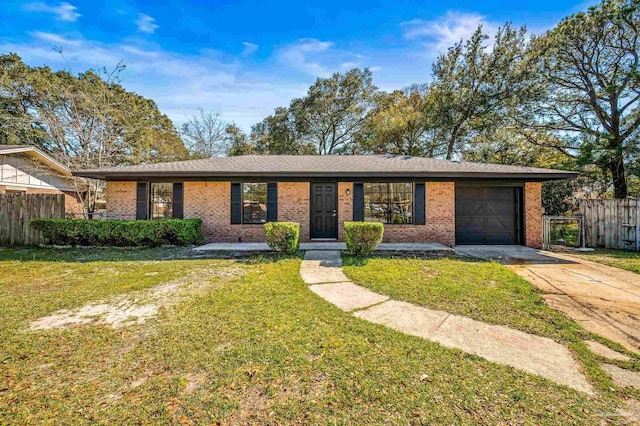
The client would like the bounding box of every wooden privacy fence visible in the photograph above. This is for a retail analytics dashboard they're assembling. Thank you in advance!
[578,198,639,251]
[0,193,65,246]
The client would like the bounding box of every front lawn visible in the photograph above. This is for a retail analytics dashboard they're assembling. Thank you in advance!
[566,248,640,274]
[343,256,581,340]
[342,255,636,397]
[0,248,621,424]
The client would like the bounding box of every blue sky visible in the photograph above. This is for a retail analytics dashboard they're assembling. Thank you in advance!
[1,0,596,131]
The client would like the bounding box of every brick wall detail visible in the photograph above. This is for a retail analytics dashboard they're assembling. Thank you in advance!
[336,181,455,245]
[525,181,543,249]
[277,182,310,241]
[106,181,136,220]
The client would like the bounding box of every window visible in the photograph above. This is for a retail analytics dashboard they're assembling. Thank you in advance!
[150,182,173,219]
[364,183,413,224]
[242,182,267,224]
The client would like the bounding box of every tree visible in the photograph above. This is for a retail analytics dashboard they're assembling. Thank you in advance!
[356,85,446,156]
[525,0,640,198]
[0,53,188,214]
[291,68,377,154]
[429,23,530,159]
[250,107,315,154]
[226,124,254,156]
[180,109,228,158]
[0,53,49,146]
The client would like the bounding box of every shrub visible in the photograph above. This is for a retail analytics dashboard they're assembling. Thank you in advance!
[30,218,203,247]
[344,222,384,256]
[264,222,300,254]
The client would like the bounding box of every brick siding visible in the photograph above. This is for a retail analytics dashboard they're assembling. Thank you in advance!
[104,179,542,248]
[183,182,265,243]
[525,181,543,248]
[106,181,137,220]
[277,182,310,241]
[335,181,455,245]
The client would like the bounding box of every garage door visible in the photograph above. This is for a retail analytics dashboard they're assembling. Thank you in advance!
[455,186,522,245]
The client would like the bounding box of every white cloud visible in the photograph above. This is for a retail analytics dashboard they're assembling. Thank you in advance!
[340,61,358,70]
[23,2,81,22]
[402,11,498,54]
[278,38,334,77]
[241,42,259,56]
[136,14,159,34]
[31,31,81,46]
[0,32,308,131]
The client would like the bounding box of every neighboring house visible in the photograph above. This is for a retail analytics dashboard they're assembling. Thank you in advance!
[74,155,578,248]
[0,145,83,215]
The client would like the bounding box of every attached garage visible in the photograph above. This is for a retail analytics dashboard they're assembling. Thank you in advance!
[455,184,523,245]
[74,155,576,248]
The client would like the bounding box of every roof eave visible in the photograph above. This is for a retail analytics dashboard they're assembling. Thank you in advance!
[1,146,72,177]
[73,170,579,181]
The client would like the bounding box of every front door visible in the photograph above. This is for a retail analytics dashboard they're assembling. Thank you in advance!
[310,183,338,239]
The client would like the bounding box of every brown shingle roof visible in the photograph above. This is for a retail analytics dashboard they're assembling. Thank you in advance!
[73,154,577,180]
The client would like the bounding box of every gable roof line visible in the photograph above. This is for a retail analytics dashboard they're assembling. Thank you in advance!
[0,145,72,177]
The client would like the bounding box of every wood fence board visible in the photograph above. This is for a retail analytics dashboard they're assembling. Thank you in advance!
[0,193,65,246]
[579,199,639,251]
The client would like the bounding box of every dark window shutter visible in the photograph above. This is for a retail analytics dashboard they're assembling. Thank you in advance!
[414,183,426,225]
[136,182,148,220]
[353,183,364,221]
[230,182,242,224]
[173,183,184,219]
[267,182,278,222]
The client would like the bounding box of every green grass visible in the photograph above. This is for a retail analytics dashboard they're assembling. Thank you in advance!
[342,255,640,398]
[549,221,580,247]
[567,248,640,274]
[342,257,579,339]
[0,248,624,424]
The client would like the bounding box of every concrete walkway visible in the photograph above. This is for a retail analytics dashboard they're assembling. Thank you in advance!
[299,250,592,394]
[456,245,640,352]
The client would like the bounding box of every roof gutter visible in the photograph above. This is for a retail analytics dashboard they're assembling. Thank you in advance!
[73,170,579,180]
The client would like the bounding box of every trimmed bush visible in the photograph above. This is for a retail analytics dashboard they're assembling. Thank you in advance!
[344,222,384,256]
[264,222,300,254]
[30,218,203,247]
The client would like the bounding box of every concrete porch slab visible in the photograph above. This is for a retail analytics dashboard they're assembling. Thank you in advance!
[193,242,271,252]
[194,242,453,252]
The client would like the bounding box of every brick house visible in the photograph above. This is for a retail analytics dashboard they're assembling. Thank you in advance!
[74,155,577,248]
[0,145,83,215]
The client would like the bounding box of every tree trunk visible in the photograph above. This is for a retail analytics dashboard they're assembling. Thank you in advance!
[608,154,628,199]
[446,125,460,160]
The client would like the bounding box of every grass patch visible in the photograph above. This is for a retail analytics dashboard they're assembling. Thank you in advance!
[342,255,637,397]
[0,249,622,423]
[566,248,640,274]
[343,256,580,339]
[549,220,580,247]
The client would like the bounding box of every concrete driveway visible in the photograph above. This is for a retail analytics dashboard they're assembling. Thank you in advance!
[456,245,640,353]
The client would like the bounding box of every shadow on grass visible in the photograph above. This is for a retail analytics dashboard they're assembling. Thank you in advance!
[0,246,301,264]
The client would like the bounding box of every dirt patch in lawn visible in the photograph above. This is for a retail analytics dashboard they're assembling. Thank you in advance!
[29,265,243,330]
